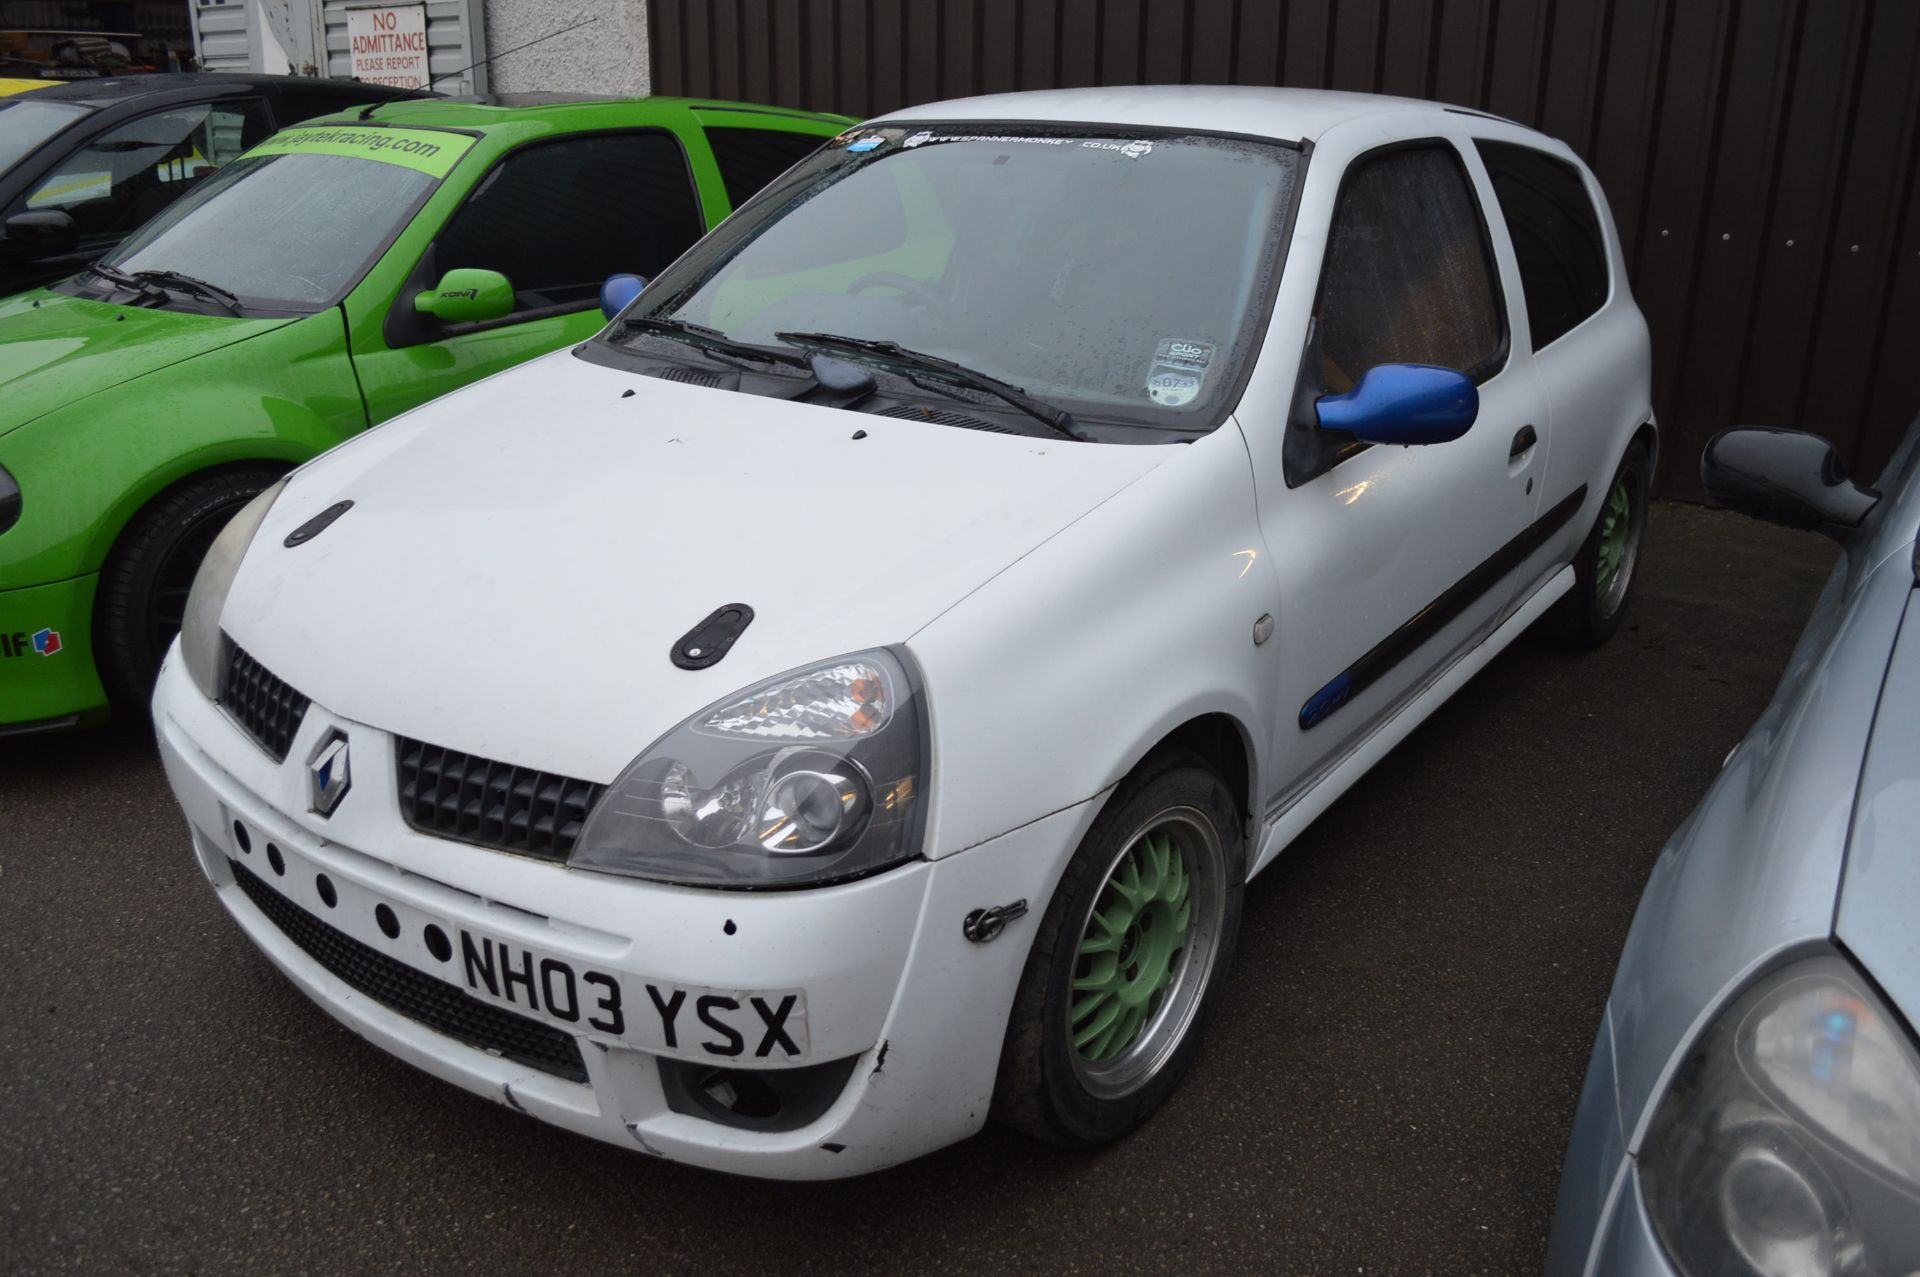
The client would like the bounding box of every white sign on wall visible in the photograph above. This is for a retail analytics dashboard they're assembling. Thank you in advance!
[347,4,429,88]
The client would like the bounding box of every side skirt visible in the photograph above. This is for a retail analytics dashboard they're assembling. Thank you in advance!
[1248,563,1576,879]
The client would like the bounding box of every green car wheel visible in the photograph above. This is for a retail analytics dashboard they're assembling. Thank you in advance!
[93,465,285,708]
[994,752,1244,1146]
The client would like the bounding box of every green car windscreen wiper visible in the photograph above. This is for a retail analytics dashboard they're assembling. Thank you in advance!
[774,331,1091,442]
[623,316,809,371]
[85,261,166,301]
[127,269,242,315]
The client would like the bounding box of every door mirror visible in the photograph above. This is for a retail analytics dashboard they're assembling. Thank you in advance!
[1701,427,1879,540]
[599,273,647,321]
[412,268,514,325]
[1,209,78,256]
[1316,364,1478,445]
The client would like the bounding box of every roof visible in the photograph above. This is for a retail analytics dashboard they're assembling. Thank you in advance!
[876,85,1474,144]
[0,77,49,97]
[310,93,847,130]
[20,73,419,106]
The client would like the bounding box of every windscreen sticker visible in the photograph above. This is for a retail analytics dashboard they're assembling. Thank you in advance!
[891,132,1075,148]
[830,126,905,152]
[1081,139,1154,159]
[243,125,476,178]
[1147,338,1215,407]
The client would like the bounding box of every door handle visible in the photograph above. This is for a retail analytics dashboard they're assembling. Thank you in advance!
[1509,425,1538,459]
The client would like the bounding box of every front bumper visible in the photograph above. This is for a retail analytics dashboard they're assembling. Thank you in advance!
[1547,1006,1677,1275]
[153,650,1090,1179]
[0,573,107,729]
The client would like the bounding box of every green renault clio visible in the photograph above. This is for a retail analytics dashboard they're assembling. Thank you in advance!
[0,93,849,732]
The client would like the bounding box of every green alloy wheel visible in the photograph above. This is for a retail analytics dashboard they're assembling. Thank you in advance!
[1546,437,1651,648]
[1595,475,1637,611]
[994,758,1243,1145]
[1069,812,1223,1096]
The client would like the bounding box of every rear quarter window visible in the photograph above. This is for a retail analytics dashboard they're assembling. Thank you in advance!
[706,126,827,211]
[1475,141,1610,350]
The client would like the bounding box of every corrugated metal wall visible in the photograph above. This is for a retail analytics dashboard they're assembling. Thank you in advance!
[649,0,1920,499]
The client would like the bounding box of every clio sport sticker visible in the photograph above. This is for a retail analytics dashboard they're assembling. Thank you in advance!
[1147,338,1214,406]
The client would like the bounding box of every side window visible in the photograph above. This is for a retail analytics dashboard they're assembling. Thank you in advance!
[431,131,705,316]
[1475,141,1609,350]
[706,126,826,211]
[1315,144,1505,394]
[21,99,272,244]
[1286,142,1506,485]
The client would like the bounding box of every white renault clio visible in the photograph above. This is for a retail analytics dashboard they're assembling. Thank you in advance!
[156,87,1653,1178]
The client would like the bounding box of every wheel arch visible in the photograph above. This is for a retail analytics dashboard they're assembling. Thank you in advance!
[1632,417,1660,479]
[1095,709,1260,874]
[82,445,305,575]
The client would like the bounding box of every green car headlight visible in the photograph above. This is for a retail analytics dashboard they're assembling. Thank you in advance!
[0,462,19,536]
[179,477,286,700]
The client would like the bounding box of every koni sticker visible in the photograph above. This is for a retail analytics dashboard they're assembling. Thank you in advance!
[1147,338,1215,407]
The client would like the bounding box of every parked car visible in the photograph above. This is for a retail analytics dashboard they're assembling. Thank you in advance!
[1547,422,1920,1274]
[0,74,423,296]
[153,86,1655,1179]
[0,93,848,734]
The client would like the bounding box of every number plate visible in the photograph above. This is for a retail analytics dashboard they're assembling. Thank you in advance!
[450,928,810,1062]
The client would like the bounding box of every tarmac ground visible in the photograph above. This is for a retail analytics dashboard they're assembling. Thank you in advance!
[0,501,1838,1274]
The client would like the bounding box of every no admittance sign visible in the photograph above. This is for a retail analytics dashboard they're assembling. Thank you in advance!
[348,5,429,89]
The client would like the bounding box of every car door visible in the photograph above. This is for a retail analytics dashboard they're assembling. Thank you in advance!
[347,128,708,424]
[3,96,271,290]
[1473,138,1624,591]
[1250,138,1550,812]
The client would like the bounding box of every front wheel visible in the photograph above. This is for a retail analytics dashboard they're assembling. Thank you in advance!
[94,465,285,710]
[1545,439,1651,648]
[992,755,1244,1146]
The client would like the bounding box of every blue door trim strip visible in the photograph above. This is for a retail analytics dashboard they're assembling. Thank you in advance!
[1299,484,1589,730]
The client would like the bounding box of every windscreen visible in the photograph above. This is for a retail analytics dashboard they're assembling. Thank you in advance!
[624,122,1300,431]
[0,98,89,176]
[98,150,434,310]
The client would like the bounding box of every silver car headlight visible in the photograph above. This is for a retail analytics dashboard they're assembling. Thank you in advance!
[179,477,286,700]
[1639,953,1920,1277]
[570,648,927,888]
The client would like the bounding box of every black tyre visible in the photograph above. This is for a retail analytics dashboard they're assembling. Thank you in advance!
[992,753,1245,1146]
[94,465,284,709]
[1545,438,1651,648]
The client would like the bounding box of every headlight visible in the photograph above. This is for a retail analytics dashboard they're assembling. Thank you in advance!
[571,649,927,888]
[1639,953,1920,1277]
[0,462,19,535]
[179,477,286,699]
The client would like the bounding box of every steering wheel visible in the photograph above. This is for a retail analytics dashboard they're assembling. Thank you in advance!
[846,271,942,311]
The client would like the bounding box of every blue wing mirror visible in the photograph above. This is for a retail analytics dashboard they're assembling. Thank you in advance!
[1316,364,1478,445]
[599,273,647,321]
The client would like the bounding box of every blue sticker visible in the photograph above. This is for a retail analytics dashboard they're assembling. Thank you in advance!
[847,135,884,153]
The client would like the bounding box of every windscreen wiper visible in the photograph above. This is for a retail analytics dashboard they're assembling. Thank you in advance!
[128,269,242,314]
[774,331,1090,442]
[84,262,166,301]
[623,316,810,371]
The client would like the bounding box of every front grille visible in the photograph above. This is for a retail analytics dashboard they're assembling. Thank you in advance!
[231,858,588,1084]
[223,645,310,761]
[396,739,604,862]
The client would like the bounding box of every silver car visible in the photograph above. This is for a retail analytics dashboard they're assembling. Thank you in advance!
[1548,421,1920,1274]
